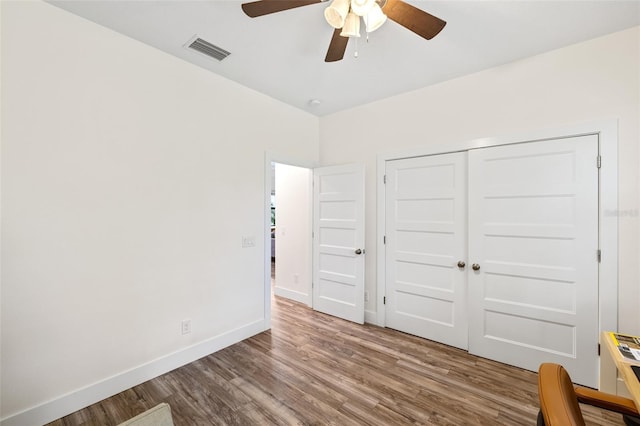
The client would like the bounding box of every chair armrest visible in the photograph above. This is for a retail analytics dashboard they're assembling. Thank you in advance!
[575,386,639,417]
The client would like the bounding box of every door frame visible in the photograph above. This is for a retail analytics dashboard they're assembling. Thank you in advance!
[264,152,316,330]
[375,119,619,335]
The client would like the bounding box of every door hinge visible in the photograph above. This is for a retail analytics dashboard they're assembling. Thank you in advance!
[383,174,386,184]
[597,249,602,263]
[597,155,602,169]
[598,343,601,356]
[383,296,386,305]
[383,235,386,244]
[312,231,314,238]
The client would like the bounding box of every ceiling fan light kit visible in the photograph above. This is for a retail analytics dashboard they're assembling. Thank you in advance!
[350,0,376,16]
[241,0,447,62]
[324,0,350,28]
[364,4,387,33]
[327,0,386,36]
[340,11,361,37]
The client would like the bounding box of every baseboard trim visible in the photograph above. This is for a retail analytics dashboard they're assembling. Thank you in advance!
[274,286,311,306]
[364,309,379,326]
[1,319,266,426]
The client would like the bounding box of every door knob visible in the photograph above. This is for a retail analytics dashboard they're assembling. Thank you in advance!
[457,261,466,269]
[472,263,481,271]
[355,248,363,255]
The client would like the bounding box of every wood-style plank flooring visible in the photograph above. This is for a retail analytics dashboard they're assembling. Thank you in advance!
[48,295,622,425]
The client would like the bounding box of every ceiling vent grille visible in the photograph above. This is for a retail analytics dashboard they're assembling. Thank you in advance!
[187,37,231,61]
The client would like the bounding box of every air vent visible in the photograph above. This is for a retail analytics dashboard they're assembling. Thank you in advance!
[187,37,231,61]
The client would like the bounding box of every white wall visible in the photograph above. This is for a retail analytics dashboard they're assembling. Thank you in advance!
[320,27,640,330]
[0,1,319,424]
[274,163,312,305]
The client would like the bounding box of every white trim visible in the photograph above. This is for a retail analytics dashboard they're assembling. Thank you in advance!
[375,155,387,327]
[274,286,312,305]
[598,120,619,333]
[0,319,266,426]
[365,309,378,325]
[377,119,618,333]
[264,153,273,328]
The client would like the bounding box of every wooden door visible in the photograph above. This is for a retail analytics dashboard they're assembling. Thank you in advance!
[467,135,599,387]
[313,164,365,324]
[385,153,468,349]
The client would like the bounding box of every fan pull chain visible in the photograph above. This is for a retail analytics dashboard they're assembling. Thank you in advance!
[365,15,370,43]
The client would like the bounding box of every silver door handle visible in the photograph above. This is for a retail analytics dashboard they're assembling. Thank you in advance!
[472,263,481,271]
[355,248,363,255]
[457,261,466,269]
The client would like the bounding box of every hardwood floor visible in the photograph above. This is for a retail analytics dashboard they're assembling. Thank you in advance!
[48,296,622,425]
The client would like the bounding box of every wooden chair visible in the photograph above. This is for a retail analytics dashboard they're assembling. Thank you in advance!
[537,363,640,425]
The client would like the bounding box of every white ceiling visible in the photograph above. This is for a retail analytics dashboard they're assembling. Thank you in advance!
[49,0,640,116]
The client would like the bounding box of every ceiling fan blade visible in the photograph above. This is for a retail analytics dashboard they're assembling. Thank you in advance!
[241,0,322,18]
[383,0,446,40]
[325,29,349,62]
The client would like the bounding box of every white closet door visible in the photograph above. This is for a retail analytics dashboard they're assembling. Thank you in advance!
[385,153,468,349]
[467,135,599,387]
[313,163,365,324]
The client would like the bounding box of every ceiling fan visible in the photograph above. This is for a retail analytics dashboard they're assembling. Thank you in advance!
[241,0,446,62]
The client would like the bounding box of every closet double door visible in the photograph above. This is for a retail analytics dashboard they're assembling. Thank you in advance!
[384,135,599,386]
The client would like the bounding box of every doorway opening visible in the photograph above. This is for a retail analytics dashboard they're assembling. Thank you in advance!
[264,159,367,328]
[269,162,313,309]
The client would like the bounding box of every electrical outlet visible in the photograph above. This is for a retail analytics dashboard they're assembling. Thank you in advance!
[181,319,191,335]
[364,291,369,302]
